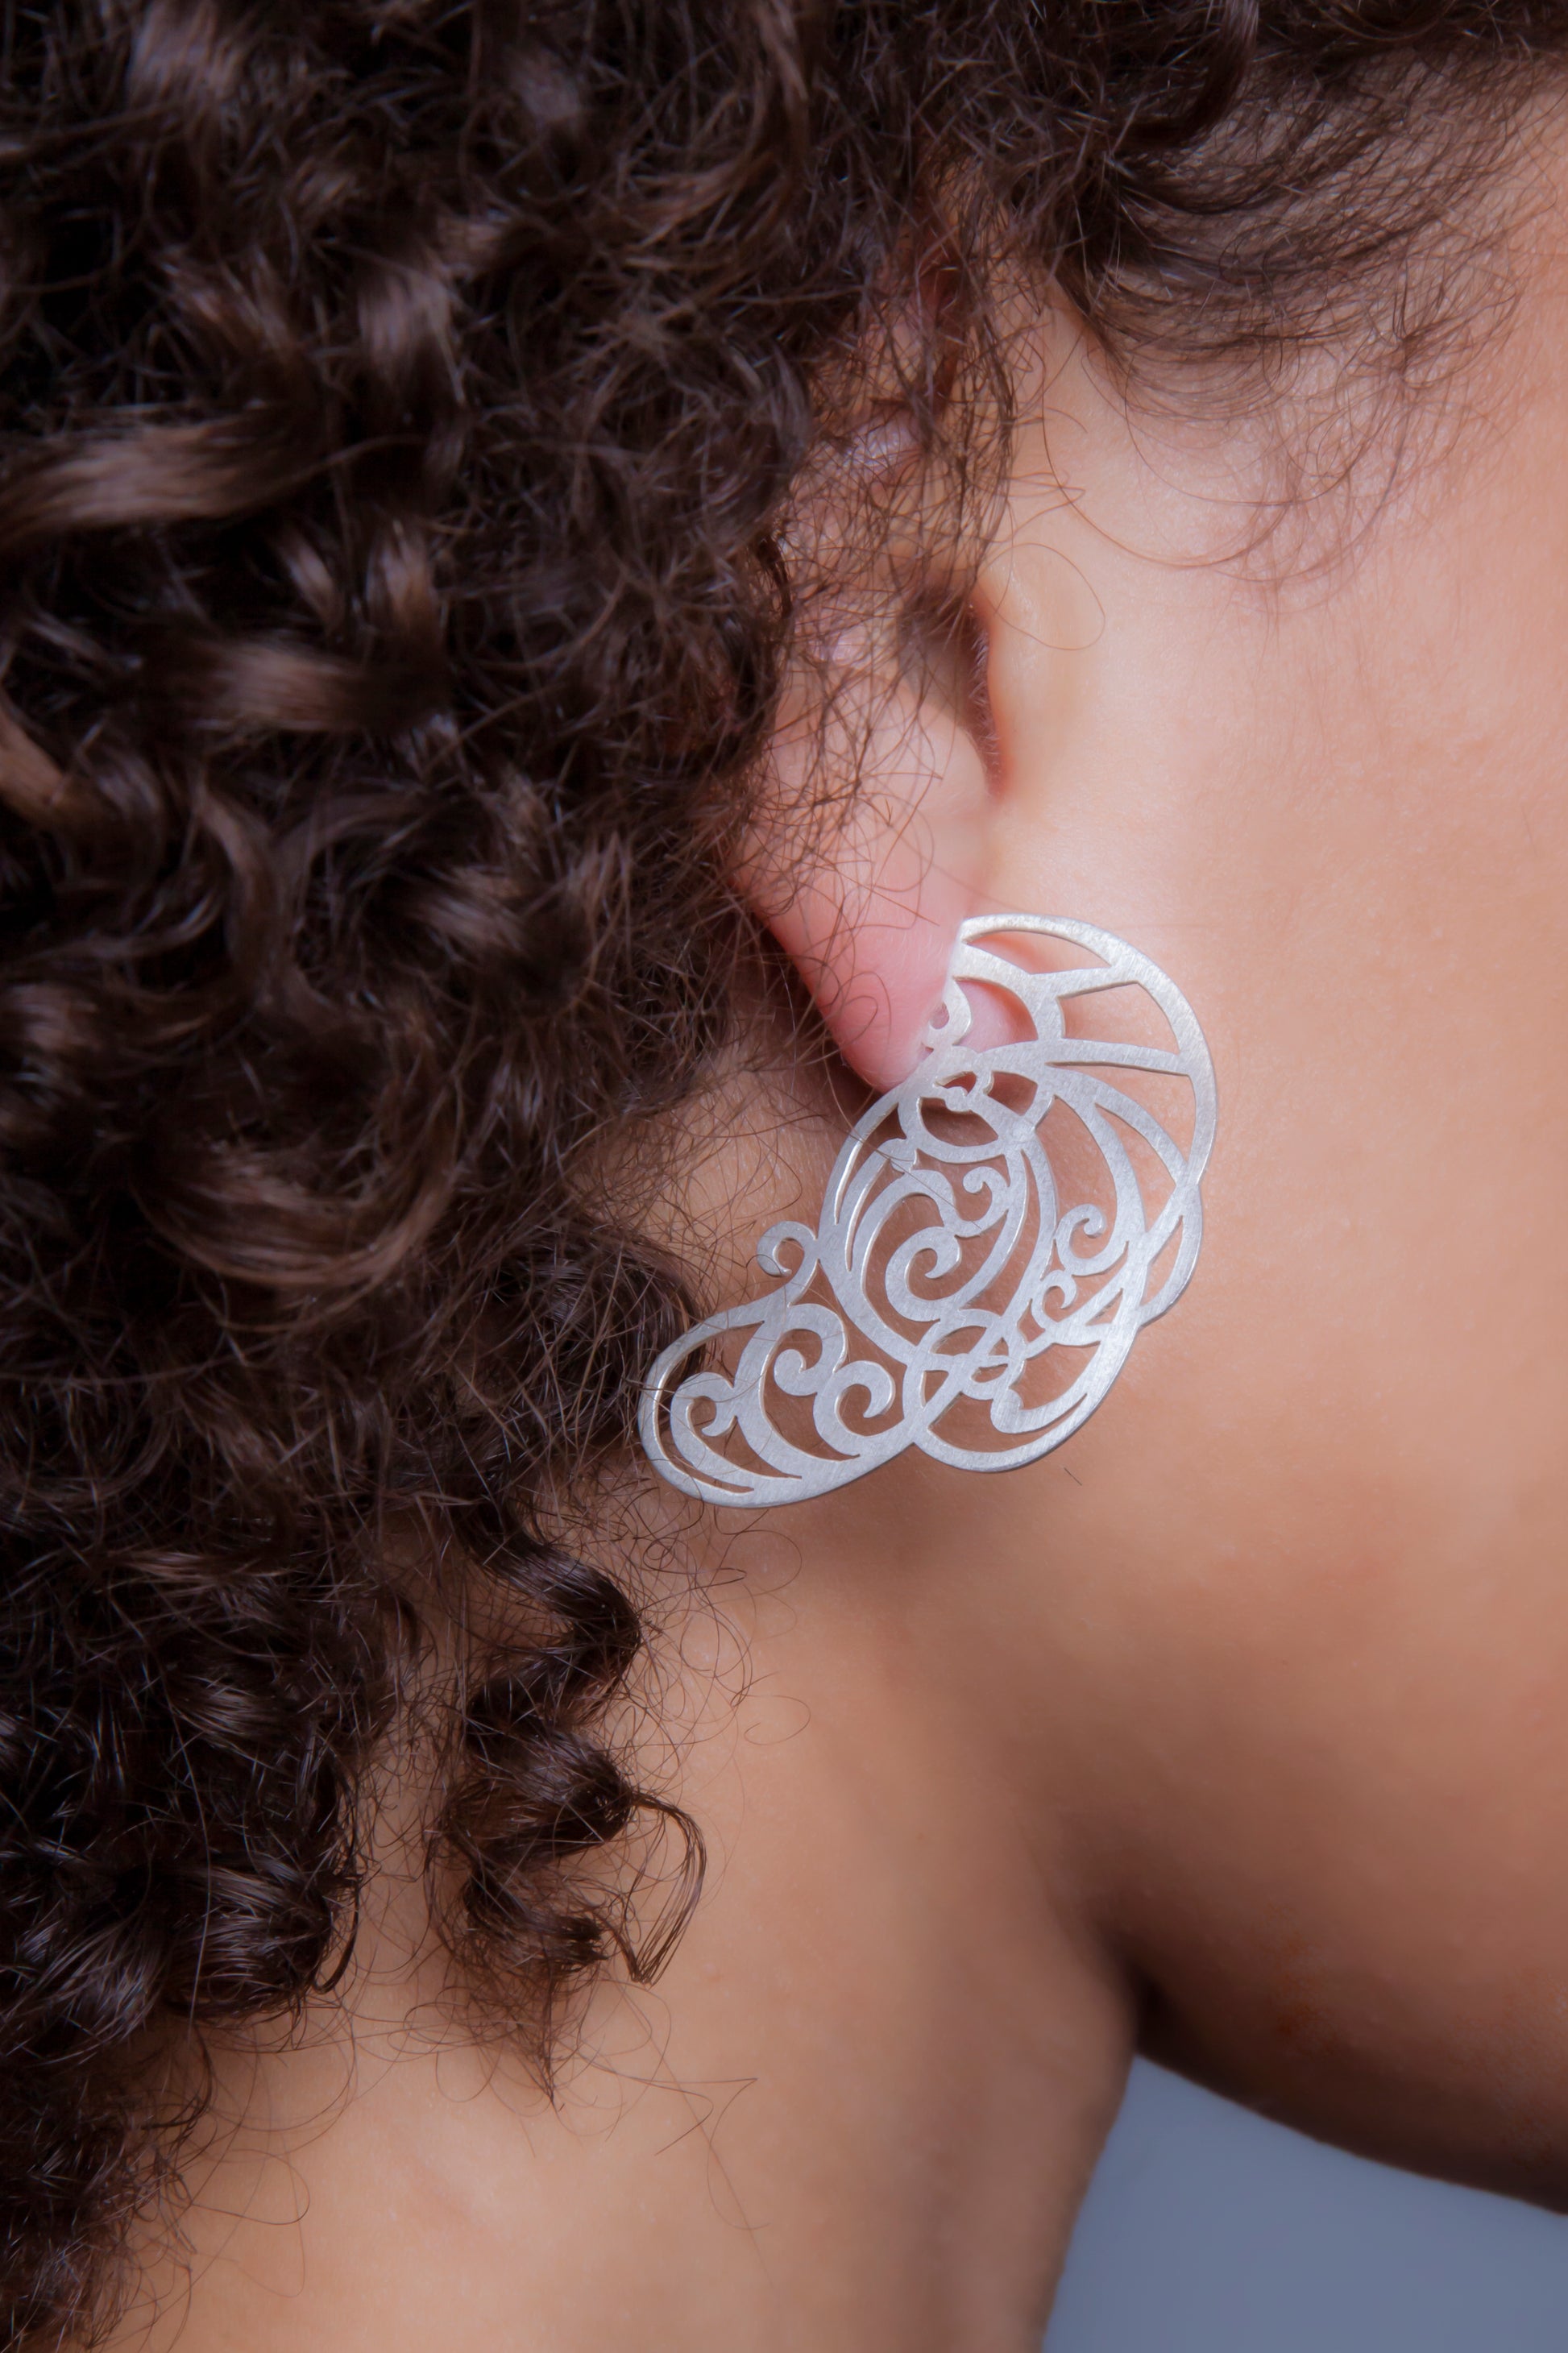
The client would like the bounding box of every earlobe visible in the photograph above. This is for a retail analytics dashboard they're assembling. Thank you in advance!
[761,830,974,1093]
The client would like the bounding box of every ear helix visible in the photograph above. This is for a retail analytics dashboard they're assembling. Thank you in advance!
[640,914,1217,1507]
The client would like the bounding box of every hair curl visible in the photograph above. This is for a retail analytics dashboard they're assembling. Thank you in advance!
[1,2,1565,2343]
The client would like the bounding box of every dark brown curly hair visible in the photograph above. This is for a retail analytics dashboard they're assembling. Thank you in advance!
[2,2,1564,2343]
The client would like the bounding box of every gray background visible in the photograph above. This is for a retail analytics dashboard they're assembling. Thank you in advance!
[1045,2060,1568,2351]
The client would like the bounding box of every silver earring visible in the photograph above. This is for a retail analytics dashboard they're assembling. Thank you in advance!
[641,915,1217,1507]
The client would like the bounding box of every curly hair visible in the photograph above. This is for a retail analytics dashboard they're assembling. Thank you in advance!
[0,2,1563,2343]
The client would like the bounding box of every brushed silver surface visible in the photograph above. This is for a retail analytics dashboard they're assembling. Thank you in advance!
[641,915,1217,1507]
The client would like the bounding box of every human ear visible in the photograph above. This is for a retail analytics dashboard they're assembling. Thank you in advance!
[739,320,1115,1091]
[745,497,1088,1094]
[743,567,985,1089]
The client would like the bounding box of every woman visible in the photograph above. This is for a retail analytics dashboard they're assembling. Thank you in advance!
[6,2,1568,2346]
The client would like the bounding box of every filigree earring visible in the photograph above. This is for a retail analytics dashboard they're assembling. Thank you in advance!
[641,914,1217,1507]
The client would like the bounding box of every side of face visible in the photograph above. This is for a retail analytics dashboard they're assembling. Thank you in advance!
[739,131,1568,2197]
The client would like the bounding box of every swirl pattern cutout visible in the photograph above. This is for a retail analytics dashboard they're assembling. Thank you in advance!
[641,915,1217,1506]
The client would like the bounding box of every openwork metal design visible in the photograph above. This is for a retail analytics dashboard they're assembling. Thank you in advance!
[641,915,1217,1507]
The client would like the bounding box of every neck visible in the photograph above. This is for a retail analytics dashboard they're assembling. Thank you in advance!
[121,1521,1131,2353]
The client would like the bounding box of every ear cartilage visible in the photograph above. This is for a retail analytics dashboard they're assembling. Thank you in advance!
[640,915,1217,1508]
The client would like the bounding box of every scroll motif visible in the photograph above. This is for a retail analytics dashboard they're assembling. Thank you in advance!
[640,915,1217,1507]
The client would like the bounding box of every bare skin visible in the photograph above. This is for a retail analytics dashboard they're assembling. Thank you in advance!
[118,104,1568,2353]
[127,1517,1129,2353]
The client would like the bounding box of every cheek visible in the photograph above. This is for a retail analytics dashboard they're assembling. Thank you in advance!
[1107,1517,1568,2198]
[1134,847,1568,2180]
[971,569,1568,2184]
[1010,1342,1568,2198]
[1191,735,1568,1556]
